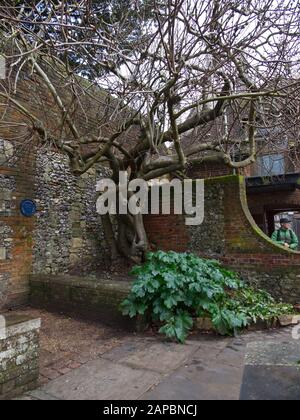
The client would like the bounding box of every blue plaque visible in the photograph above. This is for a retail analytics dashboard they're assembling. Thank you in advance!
[20,199,37,217]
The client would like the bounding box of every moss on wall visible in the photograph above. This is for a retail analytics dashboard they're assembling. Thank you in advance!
[29,274,145,331]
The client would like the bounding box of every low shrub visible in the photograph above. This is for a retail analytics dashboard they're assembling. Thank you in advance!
[121,251,293,343]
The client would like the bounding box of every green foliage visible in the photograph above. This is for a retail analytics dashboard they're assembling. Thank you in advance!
[224,288,293,324]
[121,251,293,343]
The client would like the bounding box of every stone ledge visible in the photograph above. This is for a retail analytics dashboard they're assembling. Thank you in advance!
[0,314,41,340]
[0,314,40,400]
[30,274,132,292]
[29,274,144,331]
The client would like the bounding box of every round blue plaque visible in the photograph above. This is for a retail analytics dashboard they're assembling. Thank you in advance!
[20,199,37,217]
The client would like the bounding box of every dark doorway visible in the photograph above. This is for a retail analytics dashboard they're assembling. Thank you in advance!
[265,208,300,250]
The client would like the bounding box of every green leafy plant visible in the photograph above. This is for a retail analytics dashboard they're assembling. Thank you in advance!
[121,251,294,343]
[224,288,294,324]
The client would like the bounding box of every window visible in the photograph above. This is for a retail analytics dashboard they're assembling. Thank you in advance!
[256,154,285,176]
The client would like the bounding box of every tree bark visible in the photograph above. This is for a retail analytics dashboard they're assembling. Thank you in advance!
[101,214,119,261]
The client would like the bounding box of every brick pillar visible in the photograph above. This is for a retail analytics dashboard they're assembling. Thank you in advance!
[0,142,36,308]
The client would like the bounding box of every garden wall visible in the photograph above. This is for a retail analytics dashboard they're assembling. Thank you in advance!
[0,70,139,309]
[0,314,40,399]
[1,68,300,310]
[29,274,142,331]
[0,145,35,308]
[0,145,112,308]
[144,175,300,303]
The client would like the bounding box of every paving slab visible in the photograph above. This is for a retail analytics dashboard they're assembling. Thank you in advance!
[215,344,246,368]
[37,359,161,400]
[103,340,201,374]
[243,328,293,343]
[240,366,300,400]
[101,337,155,363]
[142,361,243,400]
[245,340,300,367]
[240,337,300,400]
[12,314,300,401]
[27,389,61,401]
[141,338,244,400]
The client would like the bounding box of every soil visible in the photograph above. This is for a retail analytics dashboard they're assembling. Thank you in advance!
[9,307,131,385]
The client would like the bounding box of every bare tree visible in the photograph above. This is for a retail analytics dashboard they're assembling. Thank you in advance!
[0,0,300,260]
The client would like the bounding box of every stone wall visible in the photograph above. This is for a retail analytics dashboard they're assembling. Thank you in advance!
[0,314,40,400]
[0,141,35,308]
[1,66,300,309]
[0,141,112,308]
[187,180,225,257]
[144,176,300,303]
[0,68,137,308]
[33,151,111,275]
[29,274,141,331]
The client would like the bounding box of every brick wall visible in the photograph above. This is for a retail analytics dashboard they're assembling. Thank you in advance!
[0,71,138,309]
[144,176,300,303]
[187,162,233,179]
[0,146,35,307]
[247,187,300,236]
[187,161,252,179]
[247,189,300,215]
[0,314,40,400]
[1,67,299,308]
[144,214,190,253]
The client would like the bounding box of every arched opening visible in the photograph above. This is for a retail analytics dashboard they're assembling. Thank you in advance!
[246,173,300,249]
[266,207,300,239]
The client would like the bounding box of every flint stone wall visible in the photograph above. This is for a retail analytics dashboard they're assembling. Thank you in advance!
[0,140,112,308]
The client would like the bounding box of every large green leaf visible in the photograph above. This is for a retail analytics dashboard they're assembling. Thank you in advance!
[121,251,293,343]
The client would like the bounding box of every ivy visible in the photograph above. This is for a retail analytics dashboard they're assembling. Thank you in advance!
[121,251,294,343]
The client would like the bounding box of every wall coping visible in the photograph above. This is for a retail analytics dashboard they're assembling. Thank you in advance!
[237,175,300,256]
[30,274,133,292]
[207,175,300,256]
[0,314,41,340]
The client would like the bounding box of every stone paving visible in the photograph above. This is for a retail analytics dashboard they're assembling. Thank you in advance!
[240,338,300,400]
[11,309,300,401]
[12,308,128,388]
